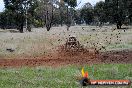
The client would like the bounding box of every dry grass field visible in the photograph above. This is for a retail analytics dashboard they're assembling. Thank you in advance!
[0,25,132,59]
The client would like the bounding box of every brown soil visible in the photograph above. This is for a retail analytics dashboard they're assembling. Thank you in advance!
[0,48,132,68]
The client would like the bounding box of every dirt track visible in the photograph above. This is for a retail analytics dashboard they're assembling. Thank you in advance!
[0,49,132,68]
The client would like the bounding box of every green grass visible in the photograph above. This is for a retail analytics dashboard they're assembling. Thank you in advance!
[0,64,132,88]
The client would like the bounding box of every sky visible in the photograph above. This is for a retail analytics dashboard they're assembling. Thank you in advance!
[0,0,4,12]
[77,0,105,8]
[0,0,104,12]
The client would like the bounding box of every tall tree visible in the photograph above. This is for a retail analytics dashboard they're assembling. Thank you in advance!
[94,1,106,24]
[25,0,38,32]
[0,10,16,29]
[127,0,132,23]
[0,11,7,29]
[3,0,38,33]
[105,0,128,28]
[59,0,67,26]
[63,0,77,31]
[36,0,56,31]
[74,9,82,25]
[80,2,94,25]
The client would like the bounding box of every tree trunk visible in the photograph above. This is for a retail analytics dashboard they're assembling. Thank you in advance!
[18,21,24,33]
[19,25,23,33]
[117,20,122,29]
[67,26,70,31]
[27,25,31,32]
[26,21,32,32]
[46,22,52,31]
[59,5,63,26]
[16,13,24,33]
[45,1,53,31]
[66,6,71,31]
[45,11,52,31]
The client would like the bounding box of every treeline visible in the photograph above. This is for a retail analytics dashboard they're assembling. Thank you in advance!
[0,0,132,32]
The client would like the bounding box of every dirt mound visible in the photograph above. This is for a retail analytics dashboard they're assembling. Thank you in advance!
[0,49,132,68]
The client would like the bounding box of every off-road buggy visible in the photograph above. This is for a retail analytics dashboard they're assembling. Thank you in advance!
[64,36,83,52]
[58,36,99,56]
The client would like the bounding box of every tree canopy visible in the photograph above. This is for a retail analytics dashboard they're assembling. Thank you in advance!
[0,0,132,31]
